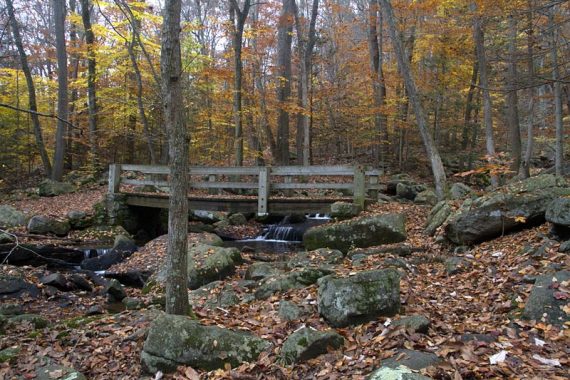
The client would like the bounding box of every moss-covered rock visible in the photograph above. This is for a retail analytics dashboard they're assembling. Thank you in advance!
[392,315,430,334]
[523,270,569,326]
[303,214,406,253]
[0,346,19,363]
[245,262,287,281]
[255,268,332,300]
[34,364,87,380]
[0,205,27,228]
[424,201,452,236]
[330,202,360,220]
[27,215,70,236]
[141,314,270,373]
[187,244,242,289]
[318,269,400,327]
[9,314,49,329]
[281,327,344,364]
[38,179,75,196]
[287,248,344,270]
[278,300,303,321]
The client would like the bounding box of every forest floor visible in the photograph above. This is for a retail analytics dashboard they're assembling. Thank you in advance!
[0,188,568,379]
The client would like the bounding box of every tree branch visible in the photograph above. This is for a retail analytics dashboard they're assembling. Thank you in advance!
[0,102,77,129]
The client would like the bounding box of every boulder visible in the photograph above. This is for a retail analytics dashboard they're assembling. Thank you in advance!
[522,270,569,326]
[0,303,23,316]
[255,268,332,300]
[396,183,427,201]
[0,205,27,228]
[445,175,570,245]
[318,269,400,327]
[386,174,413,195]
[187,244,242,289]
[288,248,344,269]
[368,365,432,380]
[141,314,270,373]
[424,201,452,236]
[67,210,92,230]
[39,273,69,291]
[330,202,360,220]
[80,249,127,271]
[546,198,570,238]
[392,315,430,334]
[559,240,570,253]
[414,190,437,206]
[34,364,87,380]
[245,262,287,281]
[444,257,470,276]
[38,179,75,196]
[278,300,303,321]
[27,215,70,236]
[228,213,247,225]
[0,274,38,298]
[104,270,151,288]
[303,214,406,253]
[280,327,344,364]
[381,349,441,371]
[9,314,49,329]
[105,279,127,302]
[449,182,474,200]
[347,244,417,259]
[113,234,137,253]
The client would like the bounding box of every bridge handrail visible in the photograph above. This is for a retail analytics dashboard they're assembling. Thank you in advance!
[109,164,382,215]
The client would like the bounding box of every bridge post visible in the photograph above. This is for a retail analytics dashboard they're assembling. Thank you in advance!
[353,165,365,210]
[257,166,270,216]
[208,174,218,195]
[369,172,379,200]
[108,164,122,194]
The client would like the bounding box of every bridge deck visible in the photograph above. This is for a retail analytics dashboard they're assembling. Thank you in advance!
[124,193,356,214]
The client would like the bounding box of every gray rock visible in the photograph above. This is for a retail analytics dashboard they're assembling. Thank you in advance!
[382,349,441,371]
[414,190,437,206]
[330,202,360,220]
[368,365,432,380]
[546,198,570,237]
[424,201,452,236]
[85,305,105,316]
[0,347,19,363]
[245,262,287,281]
[303,214,407,253]
[449,183,474,200]
[377,193,394,204]
[34,364,87,380]
[27,215,70,236]
[522,270,569,326]
[445,175,570,245]
[459,333,497,343]
[559,240,570,253]
[67,210,92,230]
[444,257,470,276]
[105,279,127,302]
[347,244,414,259]
[228,213,247,225]
[69,274,93,291]
[288,248,344,269]
[39,273,68,291]
[255,268,332,300]
[0,274,38,298]
[113,234,137,253]
[396,183,427,201]
[278,300,303,321]
[187,244,242,289]
[122,297,144,310]
[318,269,400,327]
[392,315,430,333]
[0,303,23,316]
[141,314,270,373]
[0,205,27,228]
[281,327,344,364]
[38,179,75,196]
[9,314,49,329]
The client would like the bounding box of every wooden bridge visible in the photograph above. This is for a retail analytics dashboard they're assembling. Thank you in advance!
[108,164,382,216]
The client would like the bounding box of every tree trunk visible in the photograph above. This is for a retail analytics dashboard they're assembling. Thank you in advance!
[506,14,522,174]
[7,0,52,177]
[276,0,295,165]
[80,0,99,168]
[379,0,446,199]
[520,0,535,179]
[53,0,68,181]
[161,0,189,316]
[294,0,318,166]
[472,6,498,187]
[549,6,564,176]
[229,0,251,167]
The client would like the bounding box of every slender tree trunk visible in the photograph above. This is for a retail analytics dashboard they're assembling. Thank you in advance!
[229,0,251,166]
[53,0,68,181]
[161,0,189,316]
[521,0,535,178]
[473,6,498,187]
[549,6,564,175]
[80,0,99,167]
[506,14,522,174]
[66,0,79,171]
[379,0,446,199]
[276,0,295,165]
[7,0,52,176]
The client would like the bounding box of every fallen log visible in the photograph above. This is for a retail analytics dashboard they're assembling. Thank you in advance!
[0,243,84,267]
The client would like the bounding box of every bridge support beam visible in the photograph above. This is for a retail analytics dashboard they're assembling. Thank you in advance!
[257,166,270,216]
[353,165,365,211]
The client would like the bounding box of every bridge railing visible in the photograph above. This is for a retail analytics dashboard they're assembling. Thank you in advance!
[109,164,382,215]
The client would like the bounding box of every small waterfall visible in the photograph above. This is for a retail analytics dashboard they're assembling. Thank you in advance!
[82,247,113,259]
[260,225,303,242]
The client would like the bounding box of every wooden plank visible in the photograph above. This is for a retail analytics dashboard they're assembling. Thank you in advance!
[271,165,354,176]
[208,174,218,195]
[121,164,169,174]
[273,182,352,190]
[368,174,379,199]
[108,164,122,194]
[257,167,270,216]
[189,167,261,176]
[191,182,258,189]
[122,179,170,187]
[353,165,366,211]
